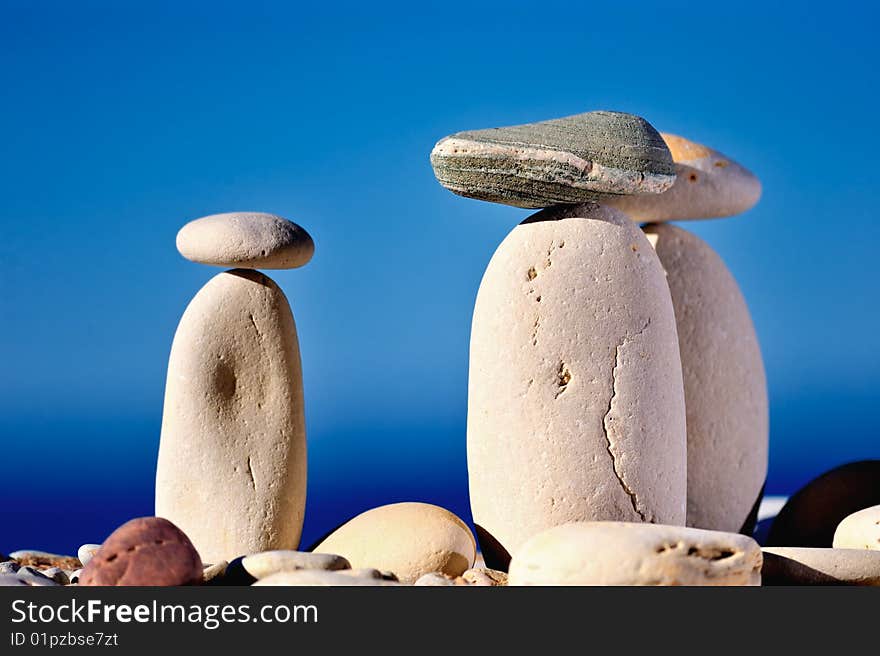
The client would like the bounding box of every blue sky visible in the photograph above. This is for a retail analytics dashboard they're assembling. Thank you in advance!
[1,1,878,552]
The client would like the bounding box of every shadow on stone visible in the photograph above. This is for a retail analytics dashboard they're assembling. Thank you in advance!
[222,557,256,586]
[761,552,842,586]
[740,481,764,537]
[766,460,880,547]
[475,525,512,572]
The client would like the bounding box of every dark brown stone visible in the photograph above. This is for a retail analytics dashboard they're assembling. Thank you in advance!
[740,482,765,537]
[79,517,203,586]
[766,461,880,547]
[474,524,512,572]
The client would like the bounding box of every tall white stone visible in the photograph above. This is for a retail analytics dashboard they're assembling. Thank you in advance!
[467,203,687,568]
[156,269,306,563]
[645,224,768,533]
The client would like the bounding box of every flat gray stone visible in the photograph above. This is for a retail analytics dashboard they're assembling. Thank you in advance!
[241,550,350,580]
[40,567,69,585]
[176,212,314,270]
[16,567,59,587]
[430,110,675,208]
[0,562,20,575]
[0,574,27,586]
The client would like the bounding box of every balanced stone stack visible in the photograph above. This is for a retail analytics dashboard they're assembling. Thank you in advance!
[431,110,768,574]
[155,212,314,564]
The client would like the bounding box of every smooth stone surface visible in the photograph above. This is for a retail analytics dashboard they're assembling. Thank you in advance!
[241,551,350,580]
[461,567,508,586]
[17,567,59,587]
[156,269,307,564]
[606,133,761,220]
[342,568,398,581]
[0,561,20,575]
[468,203,687,568]
[509,522,762,586]
[314,502,476,584]
[762,547,880,585]
[202,561,228,584]
[77,544,100,567]
[176,212,314,270]
[253,570,401,586]
[767,461,880,547]
[0,574,28,586]
[833,505,880,550]
[9,550,81,570]
[80,517,203,587]
[644,224,768,533]
[414,572,465,586]
[431,110,675,208]
[40,567,69,585]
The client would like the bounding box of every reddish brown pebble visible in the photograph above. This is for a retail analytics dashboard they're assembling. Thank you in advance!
[79,517,203,586]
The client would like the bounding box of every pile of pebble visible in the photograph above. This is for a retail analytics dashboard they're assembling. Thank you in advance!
[5,110,880,586]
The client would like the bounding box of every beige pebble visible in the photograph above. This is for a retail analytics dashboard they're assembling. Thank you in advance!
[509,521,761,586]
[77,544,100,567]
[156,269,307,564]
[606,133,761,221]
[176,212,314,269]
[313,502,476,584]
[832,505,880,550]
[340,568,398,581]
[645,224,768,533]
[253,570,401,586]
[202,561,228,583]
[468,203,686,568]
[40,567,69,585]
[762,547,880,585]
[242,551,350,579]
[461,567,508,586]
[414,572,464,586]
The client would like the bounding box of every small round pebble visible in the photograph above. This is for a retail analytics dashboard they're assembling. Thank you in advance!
[80,517,203,587]
[176,212,314,270]
[77,544,101,567]
[313,502,476,584]
[462,567,508,586]
[833,505,880,550]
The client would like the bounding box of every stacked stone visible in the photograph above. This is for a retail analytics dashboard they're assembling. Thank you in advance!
[430,110,769,581]
[155,212,313,564]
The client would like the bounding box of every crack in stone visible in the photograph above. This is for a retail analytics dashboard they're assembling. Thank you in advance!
[248,313,262,340]
[554,361,571,399]
[245,456,256,490]
[602,318,652,521]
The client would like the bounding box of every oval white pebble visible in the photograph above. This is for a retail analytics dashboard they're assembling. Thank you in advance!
[509,521,762,586]
[313,502,476,584]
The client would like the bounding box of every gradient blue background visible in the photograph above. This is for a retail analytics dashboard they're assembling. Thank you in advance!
[2,1,878,554]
